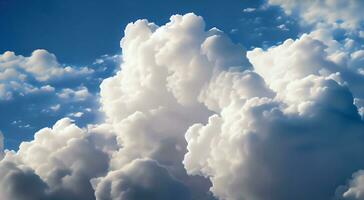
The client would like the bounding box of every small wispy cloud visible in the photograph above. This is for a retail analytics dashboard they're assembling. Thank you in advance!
[243,7,256,13]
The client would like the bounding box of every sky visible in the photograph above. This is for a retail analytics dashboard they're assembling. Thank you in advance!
[1,0,364,200]
[0,0,300,65]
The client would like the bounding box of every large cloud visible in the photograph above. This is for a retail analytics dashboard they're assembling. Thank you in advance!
[98,12,364,200]
[183,27,364,200]
[96,13,256,199]
[184,76,364,200]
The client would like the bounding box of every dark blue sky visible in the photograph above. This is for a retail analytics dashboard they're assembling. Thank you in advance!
[0,0,300,64]
[0,0,301,149]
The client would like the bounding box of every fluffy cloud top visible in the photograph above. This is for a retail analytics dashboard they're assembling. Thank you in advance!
[98,13,253,199]
[1,8,364,200]
[184,33,364,200]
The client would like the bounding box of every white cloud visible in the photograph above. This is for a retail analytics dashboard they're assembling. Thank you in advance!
[0,49,93,100]
[0,49,93,82]
[243,7,256,13]
[184,77,364,200]
[68,112,84,118]
[182,25,364,200]
[0,118,111,200]
[277,24,289,31]
[1,12,364,200]
[57,86,90,101]
[268,0,364,30]
[98,13,252,199]
[98,12,364,200]
[50,104,61,112]
[341,171,364,199]
[93,54,122,66]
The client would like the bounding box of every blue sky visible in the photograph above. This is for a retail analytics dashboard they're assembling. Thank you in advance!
[1,0,300,64]
[2,1,364,200]
[0,0,301,149]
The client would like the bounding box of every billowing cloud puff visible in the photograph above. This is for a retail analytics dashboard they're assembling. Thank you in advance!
[0,50,93,100]
[98,13,255,199]
[183,23,364,200]
[98,12,364,200]
[1,10,364,200]
[57,86,91,102]
[0,118,111,200]
[248,33,364,116]
[184,78,364,200]
[0,50,92,82]
[100,14,249,123]
[268,0,364,30]
[93,159,190,200]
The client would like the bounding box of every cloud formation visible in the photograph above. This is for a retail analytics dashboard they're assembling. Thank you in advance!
[0,118,110,200]
[97,13,249,199]
[184,33,364,200]
[0,49,119,149]
[1,7,364,200]
[93,159,191,200]
[268,0,364,30]
[0,50,93,100]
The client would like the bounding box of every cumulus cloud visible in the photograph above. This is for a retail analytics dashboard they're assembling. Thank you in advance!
[57,86,91,101]
[98,12,364,200]
[185,73,364,200]
[92,159,190,200]
[0,50,93,100]
[0,118,111,200]
[1,9,364,200]
[97,13,254,199]
[268,0,364,30]
[0,49,106,147]
[181,24,364,198]
[68,112,84,118]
